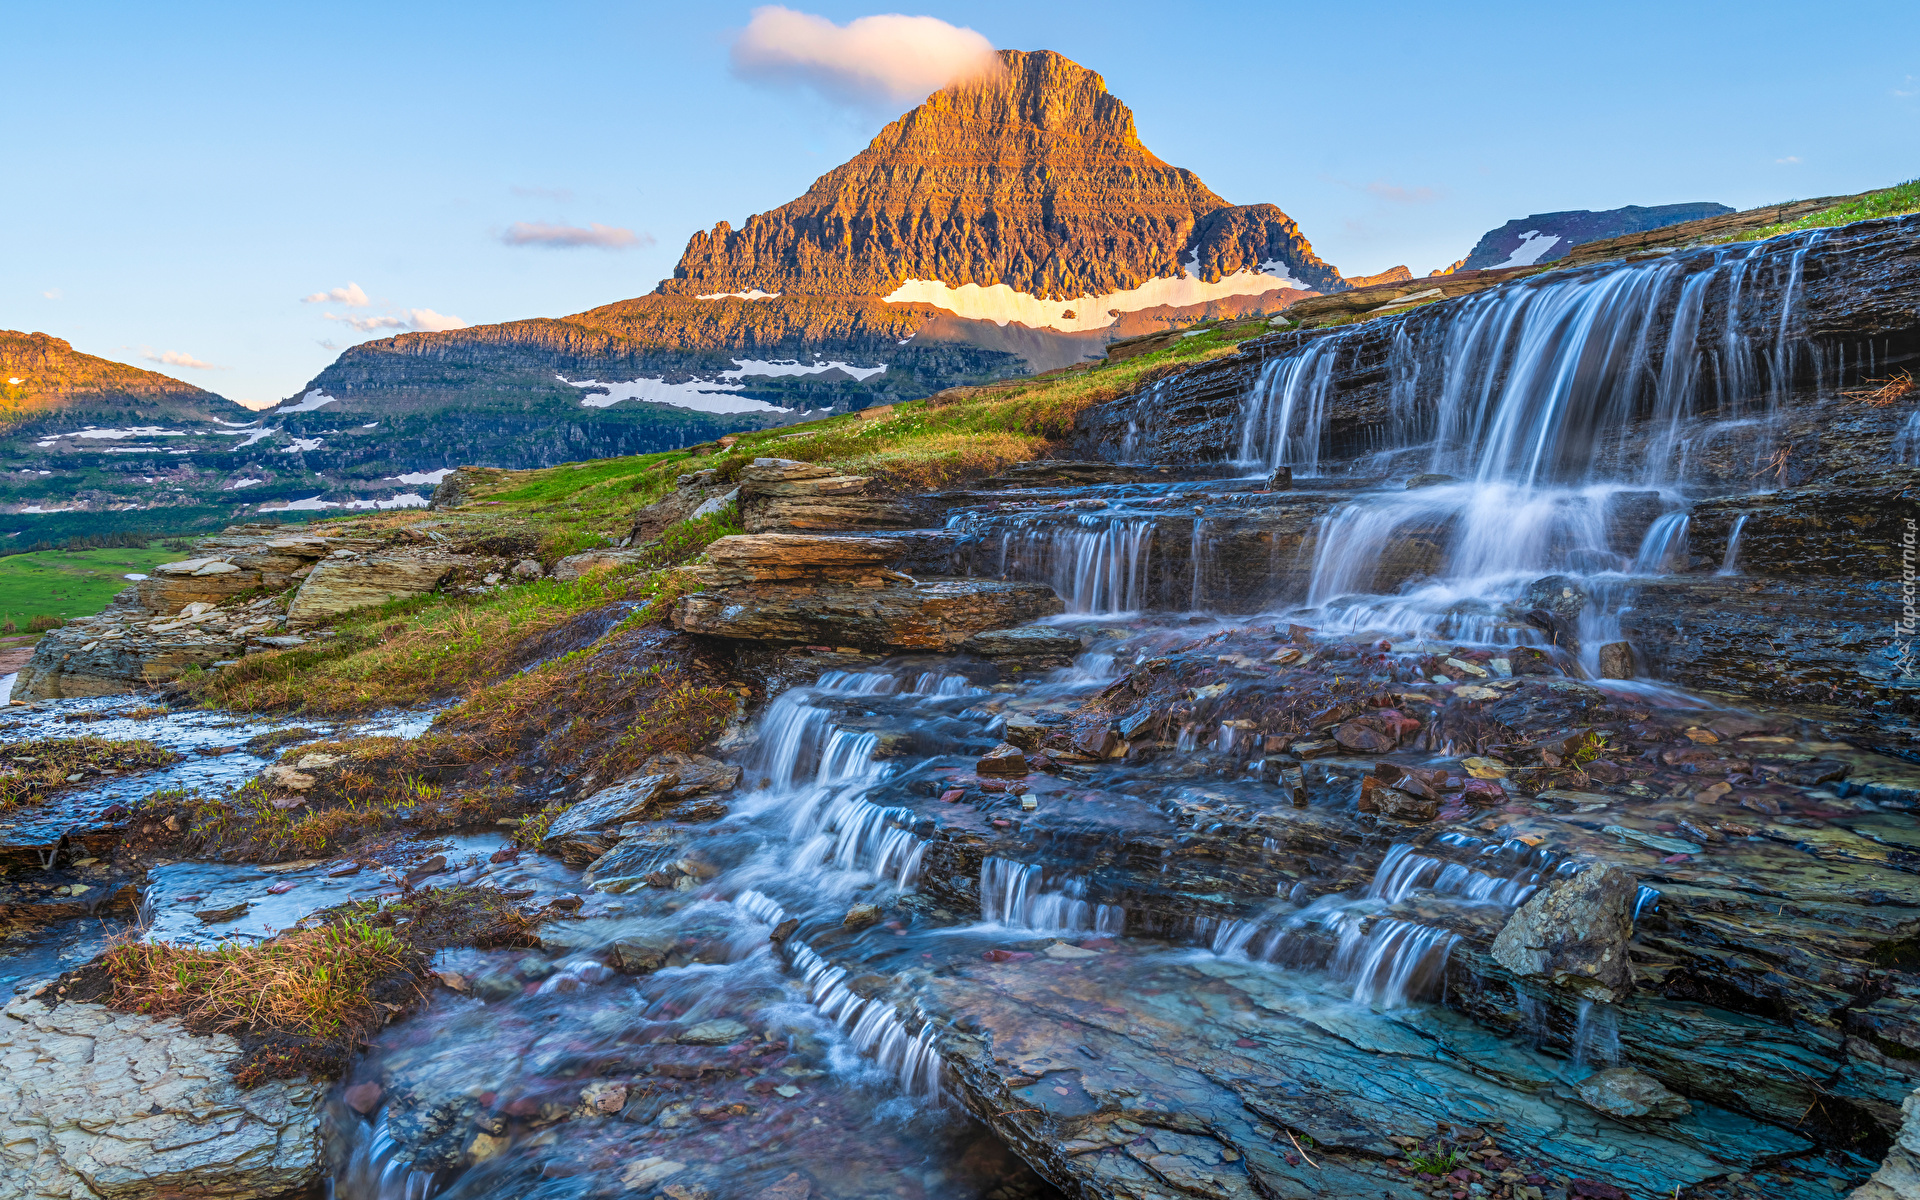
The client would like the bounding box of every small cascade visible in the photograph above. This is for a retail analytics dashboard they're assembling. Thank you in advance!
[1717,514,1750,575]
[789,943,943,1100]
[331,1108,442,1200]
[1570,999,1623,1073]
[979,857,1126,935]
[1366,843,1541,907]
[1632,511,1691,574]
[1896,411,1920,465]
[1332,916,1460,1008]
[984,514,1156,615]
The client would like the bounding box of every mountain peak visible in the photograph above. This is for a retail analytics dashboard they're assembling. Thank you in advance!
[662,49,1340,309]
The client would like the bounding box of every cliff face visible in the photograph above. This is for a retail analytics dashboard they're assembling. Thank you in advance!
[661,50,1342,301]
[1459,201,1735,271]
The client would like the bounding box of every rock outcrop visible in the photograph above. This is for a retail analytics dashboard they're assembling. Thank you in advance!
[671,533,1061,649]
[737,458,920,533]
[285,551,472,625]
[0,990,324,1200]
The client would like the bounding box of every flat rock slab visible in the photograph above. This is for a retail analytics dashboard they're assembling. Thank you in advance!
[0,993,324,1200]
[920,946,1825,1200]
[287,554,470,625]
[964,625,1087,657]
[673,578,1063,650]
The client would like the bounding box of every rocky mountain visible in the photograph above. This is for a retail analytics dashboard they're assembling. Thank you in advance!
[269,49,1343,472]
[0,331,252,430]
[1456,201,1734,271]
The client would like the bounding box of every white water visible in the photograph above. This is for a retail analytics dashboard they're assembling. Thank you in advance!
[979,857,1126,936]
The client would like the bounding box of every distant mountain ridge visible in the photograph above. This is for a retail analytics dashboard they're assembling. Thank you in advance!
[1458,202,1735,271]
[0,331,251,428]
[269,47,1346,462]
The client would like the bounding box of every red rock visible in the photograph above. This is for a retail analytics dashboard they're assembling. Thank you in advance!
[1570,1181,1628,1200]
[977,744,1030,776]
[1334,720,1397,754]
[983,949,1035,962]
[265,881,296,895]
[343,1081,383,1115]
[939,789,964,803]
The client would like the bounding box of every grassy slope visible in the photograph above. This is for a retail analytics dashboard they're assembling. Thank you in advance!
[0,546,180,625]
[1717,179,1920,243]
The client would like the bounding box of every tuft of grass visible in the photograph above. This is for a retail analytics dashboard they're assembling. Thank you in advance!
[0,737,182,808]
[101,917,410,1040]
[1406,1149,1465,1175]
[1723,179,1920,243]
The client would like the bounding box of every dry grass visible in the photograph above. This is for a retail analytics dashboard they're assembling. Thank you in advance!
[0,736,181,808]
[101,917,411,1040]
[1843,370,1916,407]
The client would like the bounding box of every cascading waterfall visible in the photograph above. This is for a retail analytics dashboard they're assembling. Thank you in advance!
[984,514,1155,615]
[979,857,1126,935]
[789,943,944,1100]
[1235,229,1839,653]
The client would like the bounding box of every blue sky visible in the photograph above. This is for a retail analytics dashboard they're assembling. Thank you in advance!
[3,0,1915,407]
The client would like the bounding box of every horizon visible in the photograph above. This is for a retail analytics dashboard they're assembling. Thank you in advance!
[4,0,1917,407]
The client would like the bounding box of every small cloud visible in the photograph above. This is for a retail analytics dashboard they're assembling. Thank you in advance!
[325,308,467,334]
[511,185,575,201]
[317,339,342,351]
[302,282,371,306]
[500,221,651,249]
[1366,180,1440,204]
[141,348,226,371]
[1893,75,1918,98]
[730,5,1001,109]
[41,288,62,300]
[1776,155,1802,164]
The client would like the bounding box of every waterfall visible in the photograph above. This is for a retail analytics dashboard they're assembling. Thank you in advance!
[1896,411,1920,465]
[1631,511,1690,574]
[979,858,1126,935]
[1332,916,1460,1008]
[1237,339,1342,473]
[1716,514,1750,575]
[789,943,944,1100]
[987,515,1155,615]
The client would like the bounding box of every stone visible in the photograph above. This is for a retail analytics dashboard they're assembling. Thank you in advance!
[753,1174,812,1200]
[674,577,1063,651]
[1407,473,1459,488]
[1597,641,1636,679]
[622,1156,690,1190]
[1490,864,1637,1002]
[343,1081,384,1114]
[686,533,906,587]
[551,548,655,581]
[579,1081,628,1115]
[1573,1067,1693,1119]
[1333,720,1397,754]
[609,934,672,974]
[679,1019,750,1046]
[541,775,672,864]
[0,993,325,1199]
[843,903,883,930]
[263,765,317,791]
[1357,782,1438,822]
[977,744,1031,776]
[1850,1087,1920,1200]
[287,554,468,625]
[1004,714,1048,750]
[511,559,543,580]
[962,625,1086,657]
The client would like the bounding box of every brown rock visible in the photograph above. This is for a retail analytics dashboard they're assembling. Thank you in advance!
[287,554,467,625]
[843,903,883,930]
[343,1081,383,1115]
[1333,720,1397,754]
[1596,641,1636,679]
[977,744,1030,776]
[672,578,1062,651]
[1490,864,1637,1002]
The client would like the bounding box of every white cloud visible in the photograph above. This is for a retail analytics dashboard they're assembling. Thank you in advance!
[324,308,467,333]
[302,282,371,307]
[729,6,1000,109]
[141,348,225,370]
[41,288,62,300]
[1775,155,1802,164]
[500,221,650,249]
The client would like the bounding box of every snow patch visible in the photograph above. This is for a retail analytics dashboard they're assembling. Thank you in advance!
[1489,230,1563,270]
[389,469,452,485]
[884,254,1309,332]
[123,573,149,581]
[560,375,790,415]
[18,505,74,514]
[279,389,340,414]
[720,359,887,382]
[225,478,265,490]
[257,492,429,513]
[211,417,261,428]
[233,429,274,448]
[695,289,782,300]
[282,438,324,453]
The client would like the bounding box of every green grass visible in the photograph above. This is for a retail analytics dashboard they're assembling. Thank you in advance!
[0,545,178,626]
[1722,179,1920,243]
